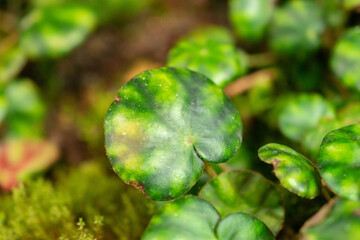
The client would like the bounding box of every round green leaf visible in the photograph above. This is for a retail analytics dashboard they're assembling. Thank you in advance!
[229,0,275,42]
[217,213,275,240]
[302,118,342,158]
[331,27,360,92]
[20,3,97,58]
[258,143,322,199]
[318,124,360,200]
[279,94,336,142]
[167,27,247,87]
[142,196,220,240]
[142,196,275,240]
[199,171,284,234]
[301,198,360,240]
[104,67,242,200]
[269,0,324,56]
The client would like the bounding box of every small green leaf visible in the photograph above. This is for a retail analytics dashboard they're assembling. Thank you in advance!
[217,213,275,240]
[301,198,360,239]
[331,27,360,92]
[258,143,322,199]
[142,196,275,240]
[229,0,275,42]
[104,67,242,200]
[0,139,59,191]
[269,1,324,57]
[318,124,360,201]
[199,171,284,234]
[279,94,335,142]
[167,27,247,87]
[302,118,342,158]
[20,3,97,58]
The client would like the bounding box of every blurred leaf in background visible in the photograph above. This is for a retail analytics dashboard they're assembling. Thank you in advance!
[3,79,46,139]
[0,139,58,191]
[167,26,248,87]
[301,198,360,239]
[278,94,336,142]
[20,3,97,59]
[269,0,324,58]
[229,0,275,42]
[0,44,26,85]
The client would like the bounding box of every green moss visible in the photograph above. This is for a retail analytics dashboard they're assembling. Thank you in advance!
[0,162,155,240]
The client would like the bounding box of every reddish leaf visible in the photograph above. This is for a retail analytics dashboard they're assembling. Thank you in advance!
[0,139,59,191]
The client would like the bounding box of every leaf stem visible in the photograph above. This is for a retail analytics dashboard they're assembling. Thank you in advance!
[224,67,280,97]
[321,187,332,201]
[204,162,217,179]
[218,163,232,172]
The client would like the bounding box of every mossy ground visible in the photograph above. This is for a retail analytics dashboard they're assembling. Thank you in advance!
[0,162,155,240]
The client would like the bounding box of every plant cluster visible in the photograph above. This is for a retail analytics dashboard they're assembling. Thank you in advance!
[104,0,360,239]
[0,0,360,239]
